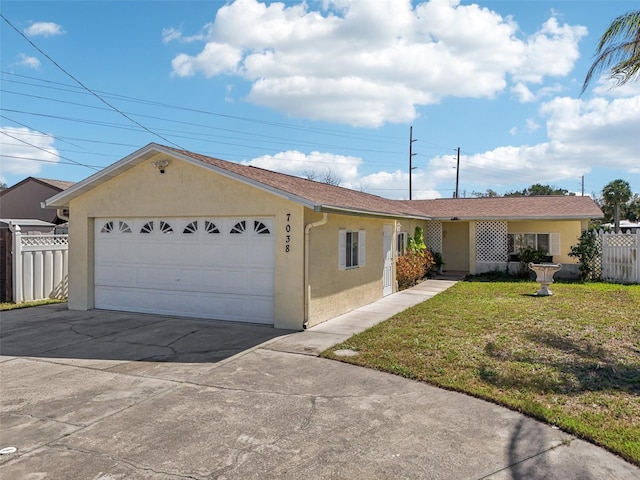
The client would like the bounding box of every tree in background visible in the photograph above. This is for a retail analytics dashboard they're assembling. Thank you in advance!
[626,194,640,222]
[0,182,7,191]
[303,169,342,186]
[602,179,632,233]
[471,189,499,197]
[504,184,573,196]
[582,10,640,93]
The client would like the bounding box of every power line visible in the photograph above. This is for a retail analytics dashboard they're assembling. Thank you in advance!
[1,14,185,149]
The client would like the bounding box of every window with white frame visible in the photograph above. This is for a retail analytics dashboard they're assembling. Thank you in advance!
[397,231,408,255]
[508,233,560,256]
[339,229,366,270]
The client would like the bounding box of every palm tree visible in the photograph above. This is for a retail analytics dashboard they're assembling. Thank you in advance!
[582,10,640,93]
[602,179,632,233]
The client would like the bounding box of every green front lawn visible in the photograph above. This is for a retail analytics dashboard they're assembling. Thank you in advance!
[321,282,640,465]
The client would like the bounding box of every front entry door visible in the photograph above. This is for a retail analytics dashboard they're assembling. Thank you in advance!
[383,225,393,296]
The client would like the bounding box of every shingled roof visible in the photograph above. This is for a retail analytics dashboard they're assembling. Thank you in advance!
[44,143,604,222]
[404,196,603,220]
[164,146,427,218]
[45,143,427,219]
[35,178,76,191]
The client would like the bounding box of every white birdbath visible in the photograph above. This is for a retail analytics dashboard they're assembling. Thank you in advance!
[528,263,562,296]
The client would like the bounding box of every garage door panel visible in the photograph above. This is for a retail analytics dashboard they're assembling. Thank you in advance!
[95,264,137,285]
[94,287,273,324]
[95,217,275,324]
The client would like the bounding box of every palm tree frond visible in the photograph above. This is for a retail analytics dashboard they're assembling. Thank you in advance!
[582,10,640,94]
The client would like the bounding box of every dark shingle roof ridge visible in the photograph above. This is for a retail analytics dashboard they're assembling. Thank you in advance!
[161,145,428,218]
[163,145,391,200]
[35,177,76,190]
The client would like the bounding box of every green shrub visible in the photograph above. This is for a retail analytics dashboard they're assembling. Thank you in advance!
[407,226,426,255]
[517,246,549,278]
[569,228,600,281]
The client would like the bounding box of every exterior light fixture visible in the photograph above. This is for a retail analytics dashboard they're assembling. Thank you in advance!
[151,159,169,173]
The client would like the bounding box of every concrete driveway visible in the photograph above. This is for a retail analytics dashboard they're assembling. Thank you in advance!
[1,302,638,480]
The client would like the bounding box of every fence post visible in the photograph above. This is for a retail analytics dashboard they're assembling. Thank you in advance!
[11,223,24,304]
[636,230,640,283]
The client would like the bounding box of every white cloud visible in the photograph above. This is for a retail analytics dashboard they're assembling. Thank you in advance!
[592,76,640,98]
[420,93,640,193]
[162,26,208,44]
[24,22,65,37]
[170,0,587,126]
[16,53,41,70]
[244,150,362,182]
[526,118,540,132]
[0,127,59,177]
[511,83,534,103]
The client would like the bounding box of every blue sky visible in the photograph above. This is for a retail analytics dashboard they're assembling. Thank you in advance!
[1,0,639,199]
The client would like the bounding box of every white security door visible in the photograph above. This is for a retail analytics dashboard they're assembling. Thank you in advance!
[383,225,393,296]
[94,218,275,324]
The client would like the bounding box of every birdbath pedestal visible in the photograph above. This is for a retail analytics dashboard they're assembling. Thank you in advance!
[528,263,562,296]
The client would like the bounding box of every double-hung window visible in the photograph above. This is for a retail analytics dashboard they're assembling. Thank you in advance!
[508,233,560,256]
[397,231,408,256]
[339,229,366,270]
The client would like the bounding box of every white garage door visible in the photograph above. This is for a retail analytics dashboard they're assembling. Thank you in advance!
[94,217,275,324]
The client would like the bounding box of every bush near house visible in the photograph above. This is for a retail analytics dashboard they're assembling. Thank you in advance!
[397,226,435,290]
[397,251,434,289]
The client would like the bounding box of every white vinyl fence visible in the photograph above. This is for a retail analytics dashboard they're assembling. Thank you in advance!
[12,226,68,303]
[599,230,639,284]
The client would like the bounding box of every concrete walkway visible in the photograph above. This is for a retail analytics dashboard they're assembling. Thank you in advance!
[265,278,459,356]
[1,279,638,479]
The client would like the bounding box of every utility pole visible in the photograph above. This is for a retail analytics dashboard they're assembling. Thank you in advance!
[581,175,585,196]
[454,147,460,198]
[409,126,417,200]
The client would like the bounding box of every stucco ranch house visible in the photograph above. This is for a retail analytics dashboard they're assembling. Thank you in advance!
[45,143,603,330]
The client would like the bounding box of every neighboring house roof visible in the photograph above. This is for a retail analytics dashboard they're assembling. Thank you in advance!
[0,219,56,228]
[35,178,76,190]
[0,176,75,196]
[45,143,429,219]
[404,196,603,220]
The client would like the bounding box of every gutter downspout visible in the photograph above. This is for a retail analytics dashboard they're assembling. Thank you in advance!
[39,201,70,223]
[303,213,328,329]
[56,208,70,222]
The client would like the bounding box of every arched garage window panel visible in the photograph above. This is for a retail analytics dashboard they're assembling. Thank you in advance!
[230,221,246,234]
[140,221,154,234]
[205,221,220,234]
[101,221,131,234]
[100,221,114,234]
[118,221,132,233]
[183,221,198,234]
[160,221,174,234]
[254,221,270,235]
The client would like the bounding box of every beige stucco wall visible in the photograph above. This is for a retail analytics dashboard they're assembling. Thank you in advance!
[508,220,583,263]
[67,153,305,330]
[305,210,396,327]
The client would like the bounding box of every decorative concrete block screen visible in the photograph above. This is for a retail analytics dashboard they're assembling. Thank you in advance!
[476,221,508,263]
[426,221,442,253]
[13,228,68,303]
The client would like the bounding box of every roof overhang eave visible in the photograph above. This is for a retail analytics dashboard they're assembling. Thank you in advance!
[316,204,430,220]
[429,215,603,221]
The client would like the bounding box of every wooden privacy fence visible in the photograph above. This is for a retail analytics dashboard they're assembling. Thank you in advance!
[599,230,639,284]
[11,226,68,303]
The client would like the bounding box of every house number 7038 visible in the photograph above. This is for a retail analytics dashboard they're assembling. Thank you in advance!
[285,213,291,253]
